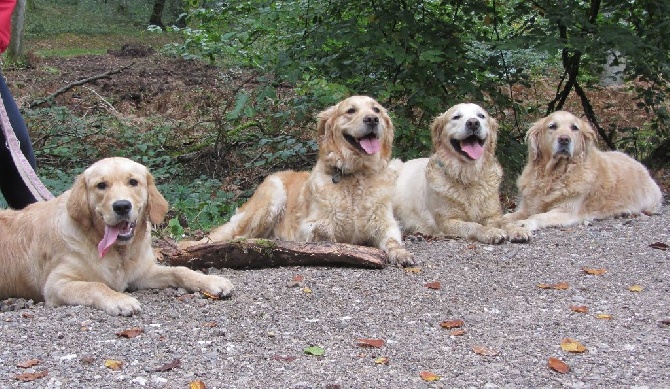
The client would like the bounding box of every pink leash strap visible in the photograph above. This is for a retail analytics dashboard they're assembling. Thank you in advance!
[0,89,54,202]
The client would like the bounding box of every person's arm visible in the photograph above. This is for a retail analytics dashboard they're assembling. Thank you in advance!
[0,0,17,54]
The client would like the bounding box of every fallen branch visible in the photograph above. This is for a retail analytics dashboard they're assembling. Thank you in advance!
[29,63,135,108]
[157,239,388,269]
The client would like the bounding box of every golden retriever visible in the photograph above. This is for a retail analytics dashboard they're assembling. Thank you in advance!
[0,157,233,316]
[393,103,530,243]
[503,111,663,231]
[181,96,415,266]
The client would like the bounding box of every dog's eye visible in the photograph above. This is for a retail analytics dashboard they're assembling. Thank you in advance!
[477,113,485,119]
[571,124,579,131]
[372,107,380,113]
[452,114,462,120]
[129,178,139,187]
[548,123,557,130]
[346,108,356,114]
[96,182,107,190]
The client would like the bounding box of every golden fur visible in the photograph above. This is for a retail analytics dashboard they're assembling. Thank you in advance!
[393,103,530,243]
[182,96,414,266]
[0,157,233,316]
[503,111,663,231]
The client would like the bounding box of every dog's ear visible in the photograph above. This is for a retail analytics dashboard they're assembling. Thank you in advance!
[526,118,543,163]
[487,116,499,155]
[430,112,448,152]
[146,172,169,225]
[66,173,92,228]
[380,108,395,161]
[316,104,339,150]
[579,118,597,157]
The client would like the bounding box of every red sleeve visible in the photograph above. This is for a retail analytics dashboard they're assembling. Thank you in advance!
[0,0,17,54]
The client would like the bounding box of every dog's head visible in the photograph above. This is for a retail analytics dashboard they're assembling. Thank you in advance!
[316,96,395,171]
[526,111,596,164]
[431,103,498,162]
[66,157,169,257]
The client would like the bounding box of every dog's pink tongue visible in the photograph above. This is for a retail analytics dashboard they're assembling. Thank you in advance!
[98,225,120,258]
[359,137,380,154]
[461,139,484,160]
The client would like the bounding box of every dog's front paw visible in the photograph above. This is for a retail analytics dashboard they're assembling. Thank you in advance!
[201,275,234,298]
[101,293,141,316]
[387,247,416,268]
[507,225,532,243]
[479,227,508,244]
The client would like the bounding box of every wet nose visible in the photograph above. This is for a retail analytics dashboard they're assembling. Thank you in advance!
[363,115,379,126]
[466,118,480,131]
[558,135,571,145]
[113,200,132,216]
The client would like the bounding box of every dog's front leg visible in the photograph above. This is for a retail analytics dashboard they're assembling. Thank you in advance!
[132,265,234,298]
[299,219,336,242]
[44,271,141,316]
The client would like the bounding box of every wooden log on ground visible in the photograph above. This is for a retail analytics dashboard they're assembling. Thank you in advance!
[157,239,388,269]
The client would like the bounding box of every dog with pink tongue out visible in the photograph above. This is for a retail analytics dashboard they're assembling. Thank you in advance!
[393,103,531,244]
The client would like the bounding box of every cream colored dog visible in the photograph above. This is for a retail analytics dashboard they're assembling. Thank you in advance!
[393,103,530,244]
[503,111,663,231]
[0,157,233,316]
[181,96,415,266]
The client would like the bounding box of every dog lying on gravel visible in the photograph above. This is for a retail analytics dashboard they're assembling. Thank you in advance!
[180,96,415,266]
[503,111,663,231]
[0,157,233,316]
[393,103,530,244]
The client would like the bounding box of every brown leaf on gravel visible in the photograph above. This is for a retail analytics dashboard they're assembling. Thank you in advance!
[449,329,467,336]
[202,321,218,328]
[582,267,607,275]
[356,338,385,348]
[595,313,613,320]
[472,345,499,356]
[440,319,464,329]
[374,356,389,365]
[570,305,589,313]
[188,380,207,389]
[13,370,48,382]
[155,358,181,372]
[16,358,40,368]
[629,285,643,292]
[560,338,587,353]
[420,371,440,381]
[649,241,669,250]
[115,327,143,338]
[537,282,569,290]
[287,274,305,287]
[548,357,570,373]
[424,281,441,290]
[202,291,220,300]
[404,267,422,273]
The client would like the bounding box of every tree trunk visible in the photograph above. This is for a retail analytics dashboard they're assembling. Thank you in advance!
[149,0,166,29]
[6,0,26,63]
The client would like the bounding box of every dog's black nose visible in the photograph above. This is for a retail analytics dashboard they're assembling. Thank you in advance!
[558,135,571,145]
[466,118,480,131]
[112,200,132,216]
[363,115,379,126]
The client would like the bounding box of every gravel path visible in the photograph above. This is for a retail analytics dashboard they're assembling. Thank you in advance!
[1,205,669,388]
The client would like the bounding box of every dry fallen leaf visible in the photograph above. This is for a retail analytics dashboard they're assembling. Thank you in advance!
[188,380,207,389]
[440,319,464,329]
[14,370,48,382]
[115,327,143,338]
[570,305,589,313]
[629,285,643,292]
[104,359,124,371]
[404,267,422,273]
[202,291,220,300]
[582,267,607,275]
[202,321,218,328]
[548,357,570,373]
[472,345,499,356]
[302,287,312,293]
[537,282,569,290]
[155,358,181,372]
[449,329,467,336]
[424,281,441,290]
[16,359,40,368]
[374,357,389,365]
[419,371,440,381]
[356,338,385,348]
[649,241,669,250]
[560,338,587,353]
[595,313,613,320]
